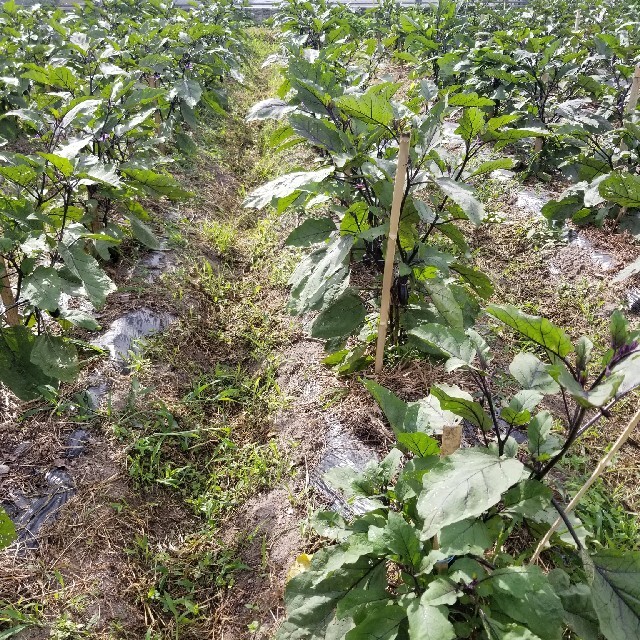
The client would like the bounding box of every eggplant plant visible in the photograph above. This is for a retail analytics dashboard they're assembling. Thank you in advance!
[0,0,245,400]
[394,0,470,89]
[277,306,640,640]
[541,109,640,232]
[245,43,540,367]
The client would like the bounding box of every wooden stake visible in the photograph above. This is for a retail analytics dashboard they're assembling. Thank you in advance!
[0,254,19,326]
[374,132,411,374]
[626,65,640,115]
[440,424,463,456]
[530,408,640,564]
[574,9,580,31]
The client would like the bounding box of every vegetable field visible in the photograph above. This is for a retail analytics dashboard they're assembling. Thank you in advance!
[0,0,639,638]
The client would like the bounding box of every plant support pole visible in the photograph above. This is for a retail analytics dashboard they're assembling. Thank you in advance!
[530,408,640,564]
[375,132,410,373]
[627,65,640,115]
[0,255,19,326]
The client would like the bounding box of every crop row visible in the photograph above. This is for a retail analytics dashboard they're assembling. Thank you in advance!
[244,1,640,638]
[0,0,246,399]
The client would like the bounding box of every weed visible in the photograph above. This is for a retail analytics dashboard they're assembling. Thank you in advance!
[50,613,94,640]
[0,601,42,637]
[201,220,237,256]
[562,455,640,551]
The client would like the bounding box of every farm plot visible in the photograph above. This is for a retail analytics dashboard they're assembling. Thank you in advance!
[1,0,640,638]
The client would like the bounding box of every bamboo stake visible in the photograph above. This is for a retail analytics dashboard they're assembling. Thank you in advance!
[0,254,19,326]
[626,65,640,115]
[374,132,411,374]
[530,408,640,564]
[441,424,463,456]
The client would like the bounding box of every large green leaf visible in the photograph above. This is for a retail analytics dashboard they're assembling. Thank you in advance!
[449,93,495,107]
[288,236,352,315]
[548,569,599,640]
[61,98,101,128]
[468,158,516,178]
[417,449,523,539]
[550,364,622,408]
[170,78,202,108]
[396,432,440,458]
[21,266,78,312]
[423,279,464,330]
[482,617,544,640]
[310,290,366,339]
[246,98,296,121]
[450,263,494,299]
[527,411,559,460]
[430,385,493,432]
[583,550,640,640]
[487,305,574,360]
[244,168,334,210]
[455,107,485,142]
[346,605,405,640]
[406,601,455,640]
[84,163,121,187]
[277,546,383,640]
[30,334,79,382]
[486,566,564,639]
[335,93,394,126]
[435,178,485,225]
[123,169,192,200]
[408,323,476,369]
[438,518,492,556]
[285,217,336,247]
[599,173,640,208]
[128,215,161,250]
[58,239,117,308]
[0,326,55,399]
[500,390,542,426]
[369,511,421,567]
[608,352,640,397]
[48,66,78,91]
[0,165,38,189]
[541,195,585,223]
[509,353,559,394]
[290,114,347,154]
[363,379,460,435]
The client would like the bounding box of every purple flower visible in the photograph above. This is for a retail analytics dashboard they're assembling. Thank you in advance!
[185,62,193,70]
[98,132,109,142]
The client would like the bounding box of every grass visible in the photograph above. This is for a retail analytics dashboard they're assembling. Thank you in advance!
[562,454,640,551]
